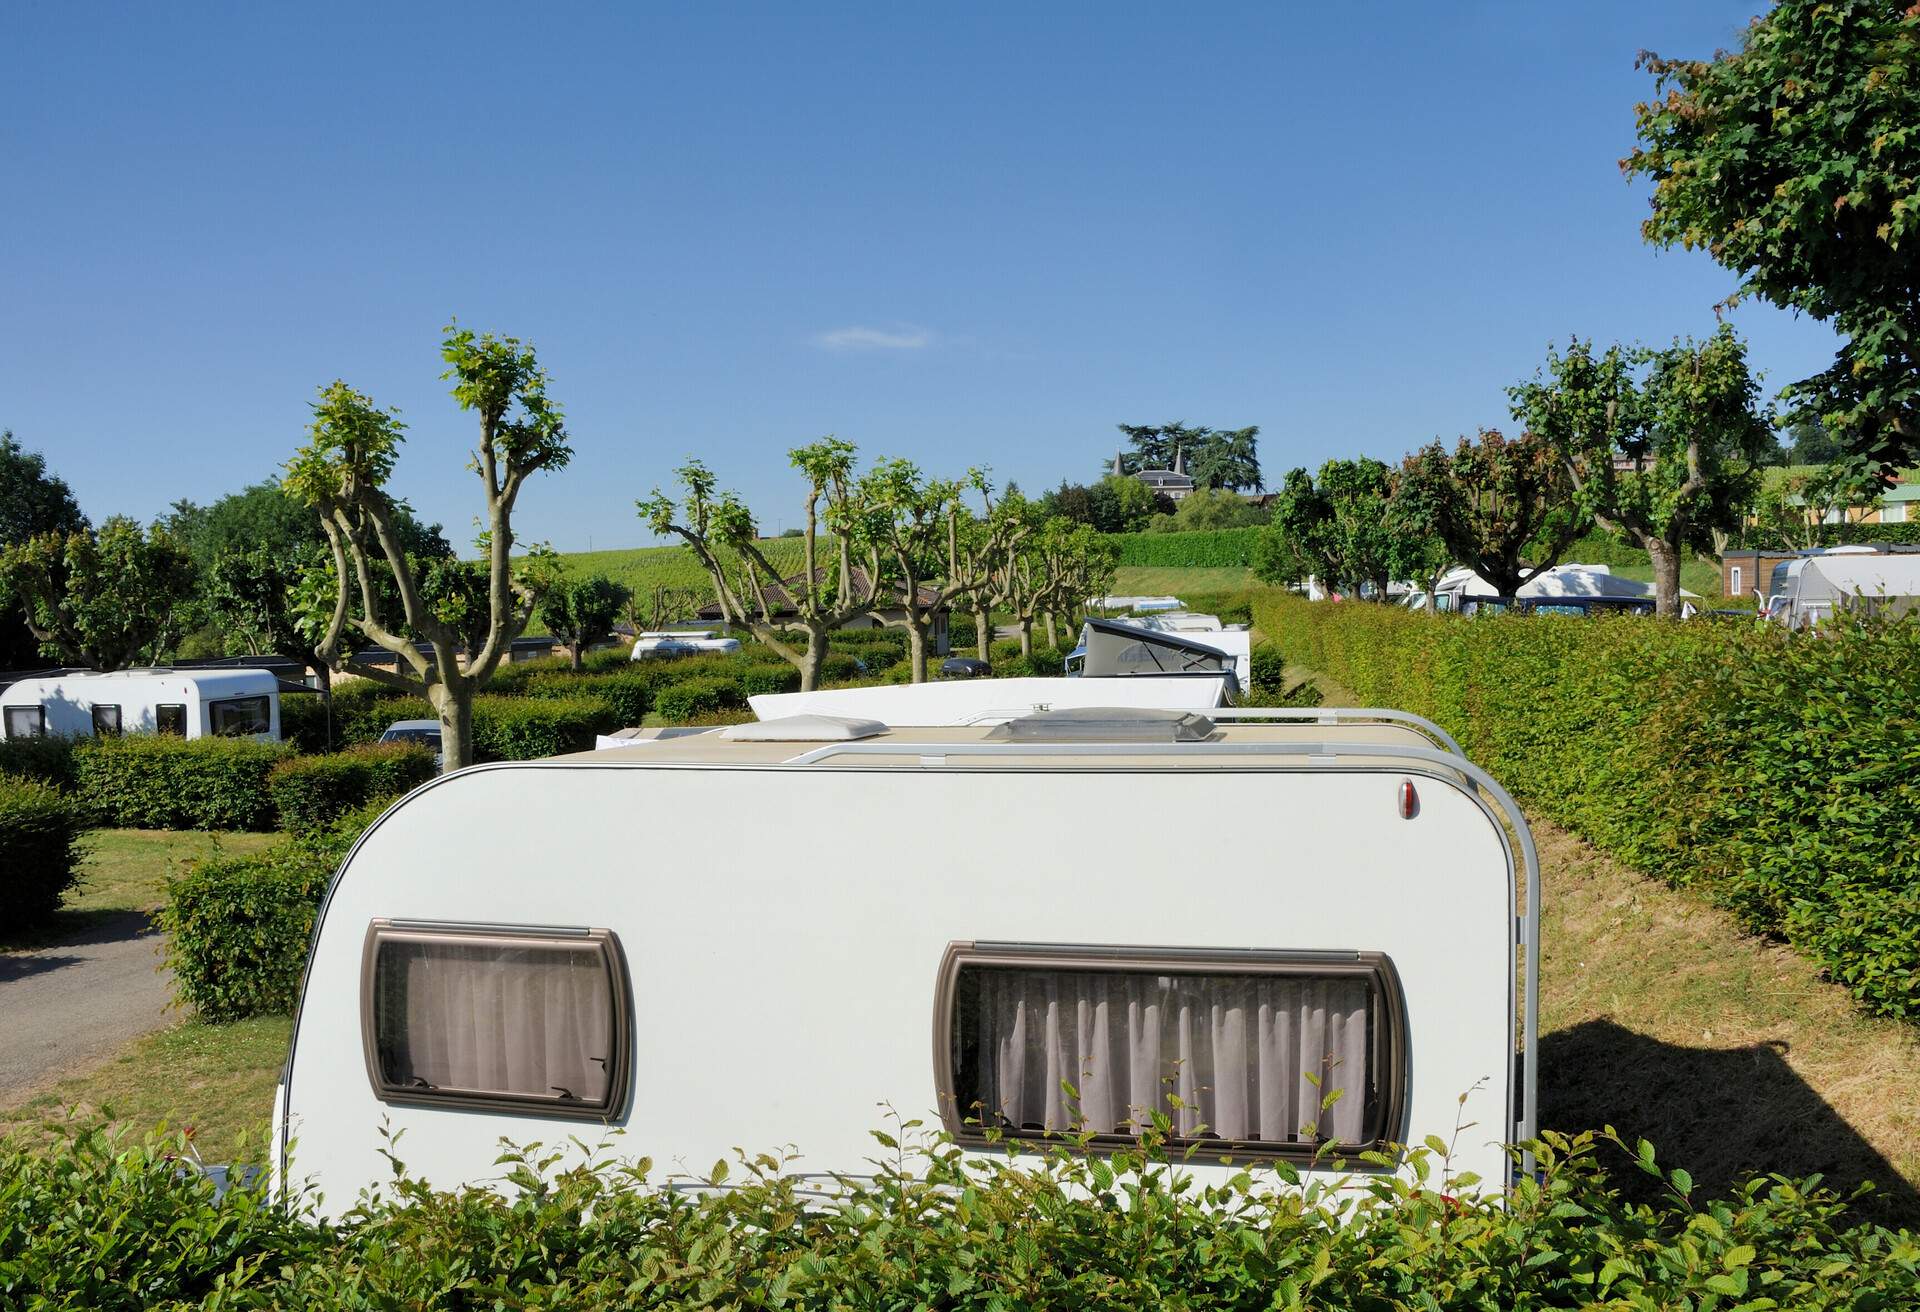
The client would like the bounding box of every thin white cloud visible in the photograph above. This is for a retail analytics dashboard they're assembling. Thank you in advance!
[812,325,933,351]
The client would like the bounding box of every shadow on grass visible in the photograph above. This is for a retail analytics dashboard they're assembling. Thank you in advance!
[1541,1018,1920,1226]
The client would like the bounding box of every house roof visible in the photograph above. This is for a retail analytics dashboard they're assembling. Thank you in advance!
[695,566,947,620]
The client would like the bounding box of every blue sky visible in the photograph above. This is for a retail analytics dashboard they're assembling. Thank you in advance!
[3,2,1837,550]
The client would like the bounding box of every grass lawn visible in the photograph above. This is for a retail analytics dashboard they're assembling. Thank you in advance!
[1,827,278,953]
[1108,565,1256,595]
[1286,661,1920,1224]
[0,1016,289,1165]
[1603,556,1725,600]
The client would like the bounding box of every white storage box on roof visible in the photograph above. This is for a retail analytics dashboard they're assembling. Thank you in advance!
[0,668,282,741]
[276,693,1538,1219]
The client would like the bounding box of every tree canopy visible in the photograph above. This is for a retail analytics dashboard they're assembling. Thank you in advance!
[1399,428,1587,595]
[1112,422,1262,491]
[1624,1,1920,469]
[0,516,195,669]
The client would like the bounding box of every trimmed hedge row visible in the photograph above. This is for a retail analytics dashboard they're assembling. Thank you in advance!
[266,743,436,835]
[160,803,380,1020]
[1108,526,1263,567]
[74,736,292,832]
[0,736,79,790]
[1736,521,1920,550]
[1257,594,1920,1020]
[0,774,84,930]
[7,1120,1918,1310]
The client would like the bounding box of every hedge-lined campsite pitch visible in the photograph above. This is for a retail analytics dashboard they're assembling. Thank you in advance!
[1257,594,1920,1022]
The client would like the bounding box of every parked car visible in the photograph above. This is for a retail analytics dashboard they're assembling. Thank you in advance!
[379,719,444,767]
[939,656,991,678]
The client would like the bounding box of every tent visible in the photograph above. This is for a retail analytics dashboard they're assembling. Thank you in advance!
[1413,564,1699,611]
[1782,557,1920,628]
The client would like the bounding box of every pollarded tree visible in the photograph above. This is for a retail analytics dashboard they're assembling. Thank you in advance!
[1510,327,1773,617]
[540,574,631,671]
[284,326,572,772]
[950,480,1031,662]
[639,439,884,691]
[1624,1,1920,471]
[1397,428,1587,595]
[0,516,195,669]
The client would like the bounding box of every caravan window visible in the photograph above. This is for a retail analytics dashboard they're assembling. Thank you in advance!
[936,944,1405,1159]
[4,706,45,738]
[91,705,122,737]
[361,923,630,1118]
[207,695,270,737]
[156,704,186,736]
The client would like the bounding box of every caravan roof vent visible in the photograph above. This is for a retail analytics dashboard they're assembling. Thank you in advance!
[720,714,886,743]
[987,707,1217,744]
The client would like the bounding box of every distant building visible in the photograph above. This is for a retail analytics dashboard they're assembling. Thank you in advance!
[1113,447,1195,501]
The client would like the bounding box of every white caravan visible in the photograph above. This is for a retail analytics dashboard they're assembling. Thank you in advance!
[1765,554,1920,629]
[275,702,1538,1219]
[746,674,1233,725]
[0,668,282,741]
[629,630,742,660]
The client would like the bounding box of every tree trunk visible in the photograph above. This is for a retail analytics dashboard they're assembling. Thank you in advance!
[1018,619,1033,660]
[429,681,476,774]
[1043,612,1058,651]
[972,605,990,661]
[569,641,584,672]
[799,625,829,691]
[1647,538,1684,619]
[906,620,930,683]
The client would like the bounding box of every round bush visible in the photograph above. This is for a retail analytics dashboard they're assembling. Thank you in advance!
[0,774,84,929]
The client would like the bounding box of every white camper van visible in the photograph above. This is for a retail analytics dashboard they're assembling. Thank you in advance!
[276,702,1538,1217]
[0,668,282,741]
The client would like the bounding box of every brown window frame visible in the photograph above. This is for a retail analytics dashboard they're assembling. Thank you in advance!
[91,704,123,737]
[360,920,633,1121]
[155,703,187,736]
[933,942,1408,1163]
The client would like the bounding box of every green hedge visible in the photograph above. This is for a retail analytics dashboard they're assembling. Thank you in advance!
[0,774,84,929]
[735,662,801,696]
[0,735,78,790]
[1107,526,1263,567]
[73,736,292,831]
[160,803,380,1021]
[1258,594,1920,1020]
[6,1121,1918,1310]
[1735,521,1920,550]
[653,676,743,722]
[522,671,652,725]
[324,692,616,759]
[266,743,436,834]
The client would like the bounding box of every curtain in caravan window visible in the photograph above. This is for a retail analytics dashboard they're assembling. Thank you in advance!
[372,939,615,1106]
[959,967,1374,1146]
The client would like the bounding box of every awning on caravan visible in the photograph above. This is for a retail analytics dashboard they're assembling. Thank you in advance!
[1796,557,1920,617]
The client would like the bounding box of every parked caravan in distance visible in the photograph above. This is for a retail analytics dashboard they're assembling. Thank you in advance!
[275,700,1537,1219]
[629,630,742,660]
[0,668,283,741]
[746,673,1234,725]
[1765,554,1920,629]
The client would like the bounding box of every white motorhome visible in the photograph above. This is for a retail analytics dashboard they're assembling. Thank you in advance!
[0,668,282,742]
[629,631,742,660]
[275,702,1538,1218]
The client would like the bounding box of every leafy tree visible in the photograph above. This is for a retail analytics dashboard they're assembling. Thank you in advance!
[641,439,884,691]
[1158,486,1267,531]
[1751,460,1890,549]
[1511,327,1773,617]
[1037,480,1098,527]
[540,574,631,671]
[1624,1,1920,470]
[1089,474,1161,532]
[1113,422,1263,490]
[622,583,707,639]
[0,431,89,667]
[284,326,571,772]
[995,506,1114,658]
[1380,465,1455,599]
[1784,415,1848,465]
[1262,459,1410,599]
[0,517,195,669]
[1397,428,1587,595]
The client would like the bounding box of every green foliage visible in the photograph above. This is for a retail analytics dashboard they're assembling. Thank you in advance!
[0,773,84,928]
[1114,421,1263,491]
[538,573,630,669]
[1259,592,1920,1019]
[469,695,616,760]
[74,736,291,831]
[3,1122,1917,1309]
[734,662,802,697]
[521,670,652,725]
[1399,428,1586,594]
[266,743,436,835]
[1625,0,1920,470]
[1262,459,1434,595]
[0,734,78,790]
[652,676,743,722]
[1109,526,1263,568]
[1735,519,1920,551]
[0,516,197,669]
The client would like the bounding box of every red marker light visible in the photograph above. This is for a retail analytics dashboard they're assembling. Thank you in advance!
[1398,779,1419,819]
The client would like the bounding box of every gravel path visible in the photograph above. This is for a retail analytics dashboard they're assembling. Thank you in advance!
[0,912,175,1101]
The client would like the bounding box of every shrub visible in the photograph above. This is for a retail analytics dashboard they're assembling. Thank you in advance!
[522,671,652,725]
[652,676,742,722]
[0,734,79,790]
[0,774,84,928]
[73,736,292,831]
[267,743,437,834]
[733,662,801,697]
[161,840,333,1019]
[1257,593,1920,1020]
[2,1123,1917,1309]
[470,695,617,760]
[1106,525,1263,567]
[276,692,333,753]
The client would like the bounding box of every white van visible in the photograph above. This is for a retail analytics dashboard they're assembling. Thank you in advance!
[0,668,283,742]
[275,701,1538,1218]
